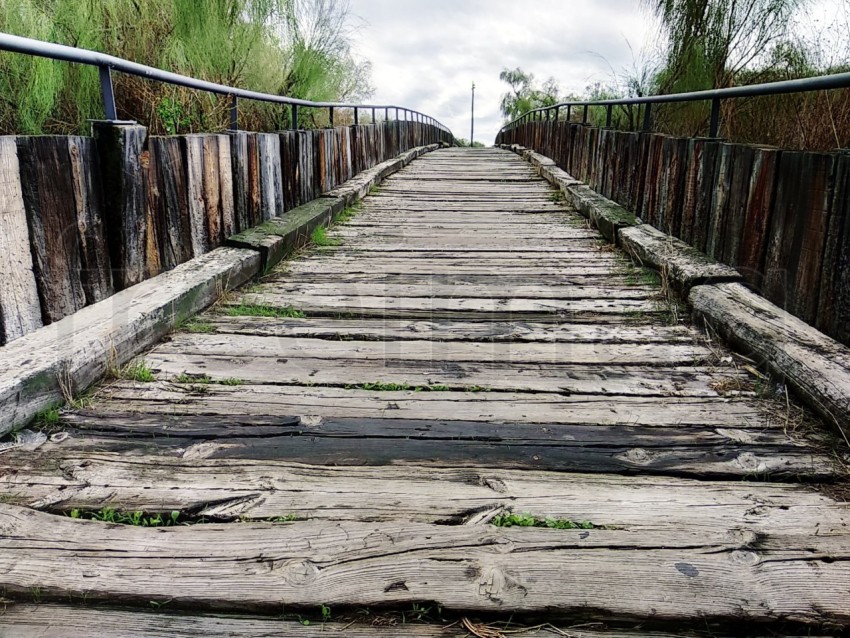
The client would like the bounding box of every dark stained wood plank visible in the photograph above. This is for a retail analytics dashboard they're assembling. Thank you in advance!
[67,136,113,304]
[93,123,148,290]
[17,135,87,322]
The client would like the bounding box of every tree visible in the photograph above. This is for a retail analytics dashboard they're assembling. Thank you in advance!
[499,67,561,122]
[644,0,805,93]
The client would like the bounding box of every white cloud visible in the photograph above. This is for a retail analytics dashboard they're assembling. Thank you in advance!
[348,0,658,144]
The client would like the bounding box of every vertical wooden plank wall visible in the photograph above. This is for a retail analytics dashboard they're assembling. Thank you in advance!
[498,121,849,346]
[0,138,42,345]
[0,119,447,344]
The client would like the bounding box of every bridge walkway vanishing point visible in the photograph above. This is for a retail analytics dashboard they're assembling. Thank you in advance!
[1,148,849,635]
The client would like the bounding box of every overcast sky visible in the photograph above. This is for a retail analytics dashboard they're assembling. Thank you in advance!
[348,0,848,145]
[348,0,659,145]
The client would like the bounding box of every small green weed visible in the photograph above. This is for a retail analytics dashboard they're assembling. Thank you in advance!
[311,226,341,247]
[69,508,183,527]
[334,204,360,224]
[183,321,216,334]
[491,512,601,530]
[173,373,244,387]
[174,373,212,384]
[33,405,61,430]
[115,360,155,382]
[226,304,305,319]
[321,605,332,622]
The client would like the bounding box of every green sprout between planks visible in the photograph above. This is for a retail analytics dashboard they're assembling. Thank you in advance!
[311,225,341,247]
[225,304,305,319]
[490,512,602,530]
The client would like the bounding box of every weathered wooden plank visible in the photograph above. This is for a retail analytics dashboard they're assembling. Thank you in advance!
[144,135,164,278]
[35,413,833,479]
[690,281,850,439]
[0,136,43,344]
[3,453,842,527]
[234,291,665,321]
[763,151,833,323]
[229,131,250,234]
[198,316,699,343]
[202,135,222,246]
[91,381,775,428]
[93,123,148,290]
[218,133,236,240]
[0,247,261,437]
[147,353,750,397]
[817,151,850,345]
[184,135,208,257]
[0,504,846,623]
[261,282,656,301]
[153,333,714,366]
[67,137,113,304]
[151,136,192,269]
[738,147,780,288]
[0,605,711,638]
[17,135,87,322]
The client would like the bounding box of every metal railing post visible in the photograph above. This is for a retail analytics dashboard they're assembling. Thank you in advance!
[554,106,560,121]
[354,107,359,125]
[98,65,117,121]
[566,105,571,122]
[292,104,298,129]
[229,94,238,130]
[329,106,334,127]
[582,105,588,124]
[605,104,612,127]
[709,98,721,137]
[642,102,652,132]
[372,107,376,124]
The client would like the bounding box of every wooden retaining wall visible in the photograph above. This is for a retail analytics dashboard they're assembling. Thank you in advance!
[497,122,850,346]
[0,121,449,345]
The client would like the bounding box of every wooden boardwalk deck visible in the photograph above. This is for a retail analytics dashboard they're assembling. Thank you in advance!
[1,148,848,635]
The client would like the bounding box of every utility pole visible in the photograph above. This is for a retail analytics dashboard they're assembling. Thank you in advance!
[470,82,475,147]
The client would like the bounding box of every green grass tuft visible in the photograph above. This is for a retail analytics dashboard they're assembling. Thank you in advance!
[183,321,216,334]
[311,225,341,247]
[115,360,156,382]
[226,304,305,319]
[491,512,602,530]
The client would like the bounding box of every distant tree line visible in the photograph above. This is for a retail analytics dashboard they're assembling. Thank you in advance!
[499,0,850,150]
[0,0,374,134]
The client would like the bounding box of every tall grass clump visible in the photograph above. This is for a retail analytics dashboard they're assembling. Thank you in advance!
[0,0,373,135]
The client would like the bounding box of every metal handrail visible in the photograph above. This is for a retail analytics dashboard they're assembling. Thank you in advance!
[499,71,850,137]
[0,32,453,134]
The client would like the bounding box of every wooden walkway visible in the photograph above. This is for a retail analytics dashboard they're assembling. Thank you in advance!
[1,148,848,635]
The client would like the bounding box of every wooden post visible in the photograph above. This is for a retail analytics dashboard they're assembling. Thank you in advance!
[93,122,148,290]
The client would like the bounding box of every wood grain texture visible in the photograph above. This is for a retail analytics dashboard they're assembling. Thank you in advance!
[93,123,148,290]
[0,137,42,343]
[17,135,86,322]
[0,504,847,623]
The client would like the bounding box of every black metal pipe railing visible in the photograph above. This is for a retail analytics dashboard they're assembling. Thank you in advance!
[0,32,453,136]
[499,71,850,138]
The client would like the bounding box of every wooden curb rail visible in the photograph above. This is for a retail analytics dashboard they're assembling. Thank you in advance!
[0,143,441,437]
[500,143,850,442]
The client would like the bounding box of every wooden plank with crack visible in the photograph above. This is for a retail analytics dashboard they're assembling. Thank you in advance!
[151,334,713,366]
[87,381,779,429]
[2,605,817,638]
[2,449,842,518]
[194,317,699,344]
[0,504,847,624]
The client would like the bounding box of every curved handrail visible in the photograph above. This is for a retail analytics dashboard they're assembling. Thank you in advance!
[498,70,850,137]
[0,32,453,134]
